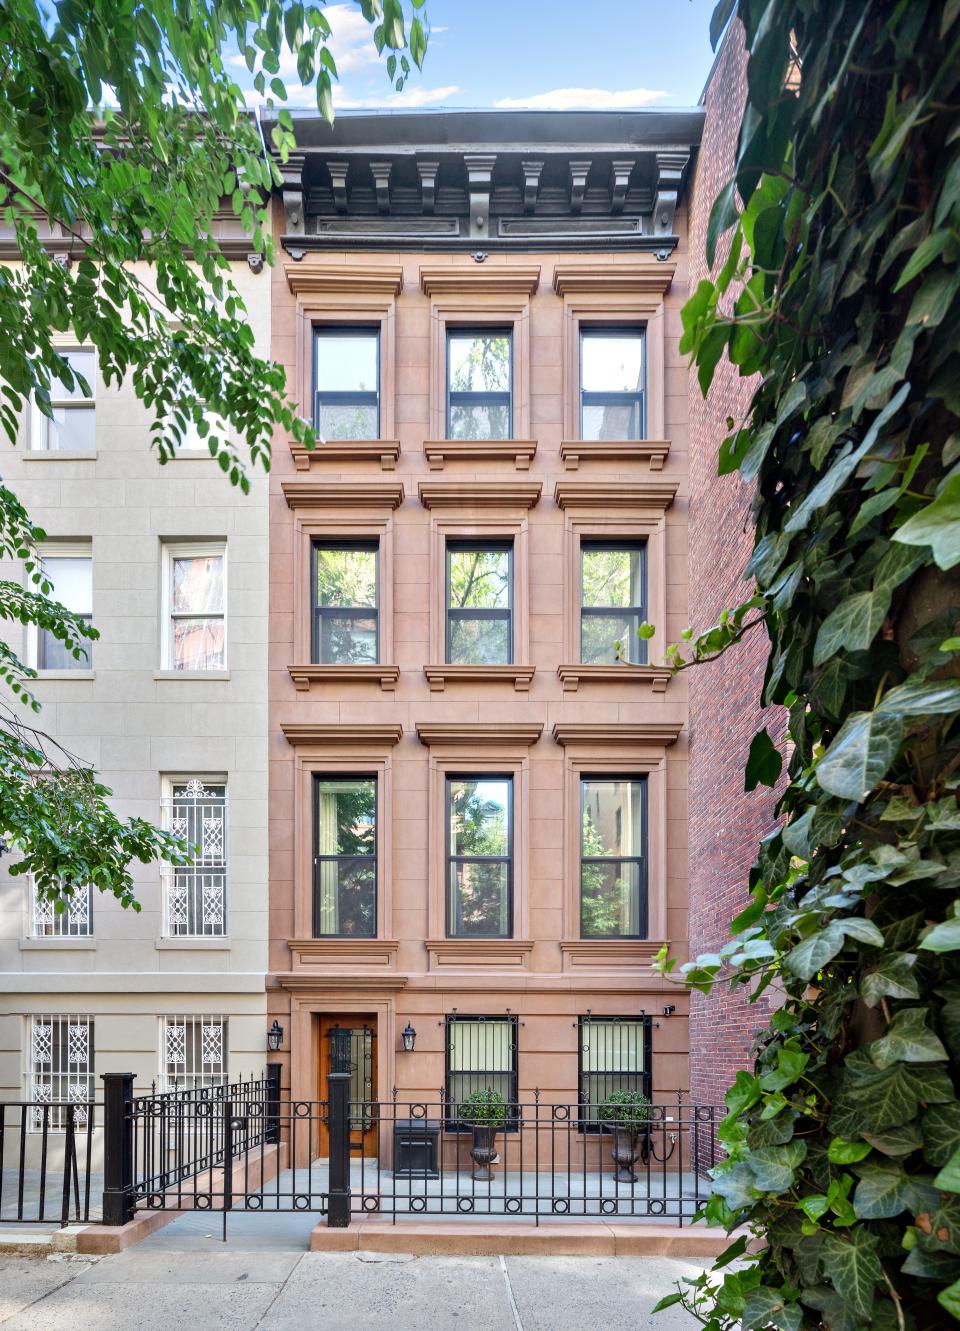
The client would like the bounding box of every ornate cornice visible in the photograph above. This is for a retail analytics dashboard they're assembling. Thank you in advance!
[416,721,544,747]
[552,261,676,296]
[287,664,400,692]
[281,723,403,747]
[552,721,683,747]
[281,480,405,511]
[283,262,403,296]
[418,480,541,510]
[290,440,401,472]
[424,439,537,471]
[419,265,541,297]
[559,440,670,472]
[553,480,678,512]
[424,664,535,693]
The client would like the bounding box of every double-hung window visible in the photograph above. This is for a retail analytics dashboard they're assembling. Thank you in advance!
[578,1016,651,1128]
[445,1015,518,1128]
[314,327,380,440]
[162,1015,226,1092]
[446,328,512,439]
[34,546,93,670]
[313,776,377,938]
[580,328,644,440]
[162,543,226,672]
[33,348,96,452]
[446,541,513,665]
[163,779,228,937]
[580,777,647,938]
[580,542,647,665]
[29,1015,94,1131]
[312,542,379,665]
[446,776,512,938]
[32,882,93,939]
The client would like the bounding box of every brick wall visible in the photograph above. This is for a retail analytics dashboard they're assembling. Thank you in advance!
[687,21,781,1114]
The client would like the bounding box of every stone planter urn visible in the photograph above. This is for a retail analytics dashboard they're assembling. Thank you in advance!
[470,1125,499,1182]
[458,1088,508,1183]
[599,1090,652,1185]
[611,1127,641,1183]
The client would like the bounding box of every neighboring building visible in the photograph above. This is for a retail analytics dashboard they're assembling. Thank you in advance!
[0,239,271,1145]
[687,24,781,1113]
[263,108,703,1138]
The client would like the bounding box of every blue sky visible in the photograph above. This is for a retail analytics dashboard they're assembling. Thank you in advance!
[244,2,720,112]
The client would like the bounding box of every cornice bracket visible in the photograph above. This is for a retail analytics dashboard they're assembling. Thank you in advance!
[280,152,307,236]
[568,159,591,214]
[417,159,439,214]
[653,150,689,237]
[370,161,392,214]
[521,160,544,214]
[610,159,635,214]
[327,161,349,214]
[464,153,496,240]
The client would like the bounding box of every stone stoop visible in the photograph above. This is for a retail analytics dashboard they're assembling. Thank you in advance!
[310,1219,738,1258]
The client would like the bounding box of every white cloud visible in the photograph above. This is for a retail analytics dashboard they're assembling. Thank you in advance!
[335,84,461,109]
[494,87,669,111]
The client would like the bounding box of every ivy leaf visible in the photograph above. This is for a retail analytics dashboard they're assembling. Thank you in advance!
[862,1122,923,1157]
[839,919,885,947]
[922,1104,960,1168]
[750,1139,808,1190]
[711,1160,758,1210]
[815,710,903,800]
[870,1007,949,1069]
[861,953,920,1007]
[938,1278,960,1321]
[760,1046,809,1092]
[919,910,960,953]
[814,589,891,665]
[935,1147,960,1194]
[742,1287,802,1331]
[820,1229,884,1320]
[893,475,960,570]
[852,1162,912,1218]
[785,923,846,981]
[876,679,960,715]
[828,1137,873,1164]
[745,727,783,791]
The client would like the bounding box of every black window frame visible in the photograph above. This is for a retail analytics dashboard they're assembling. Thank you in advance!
[445,539,514,665]
[311,539,380,665]
[444,1014,519,1132]
[579,774,648,939]
[445,325,514,440]
[445,772,514,939]
[579,325,645,441]
[312,773,378,939]
[313,325,381,440]
[579,539,648,665]
[578,1015,652,1132]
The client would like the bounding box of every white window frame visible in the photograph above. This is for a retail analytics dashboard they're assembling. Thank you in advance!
[161,1015,227,1092]
[25,540,94,673]
[160,541,228,673]
[30,880,94,939]
[29,346,97,453]
[27,1014,94,1132]
[160,775,228,938]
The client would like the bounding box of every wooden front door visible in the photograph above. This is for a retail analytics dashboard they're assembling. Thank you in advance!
[318,1015,378,1157]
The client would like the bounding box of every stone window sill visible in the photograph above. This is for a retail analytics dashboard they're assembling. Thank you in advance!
[559,940,665,970]
[33,669,96,681]
[426,939,534,969]
[153,670,231,681]
[289,938,399,969]
[424,664,535,693]
[20,937,96,951]
[290,439,401,471]
[559,439,670,471]
[423,439,537,471]
[557,664,671,693]
[155,937,232,950]
[288,663,400,692]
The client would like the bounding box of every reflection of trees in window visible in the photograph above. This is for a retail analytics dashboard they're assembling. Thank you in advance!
[446,329,512,440]
[314,777,377,937]
[580,543,646,665]
[580,778,646,938]
[446,543,512,664]
[447,777,512,937]
[312,543,378,664]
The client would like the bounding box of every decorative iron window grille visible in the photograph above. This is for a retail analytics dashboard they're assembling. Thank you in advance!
[162,780,228,937]
[313,775,377,938]
[446,327,513,440]
[312,541,379,665]
[579,327,645,441]
[28,1015,94,1132]
[446,775,513,938]
[314,326,380,440]
[580,776,648,938]
[162,1015,227,1092]
[580,541,648,666]
[578,1016,652,1131]
[444,1015,519,1131]
[32,882,93,938]
[445,540,514,666]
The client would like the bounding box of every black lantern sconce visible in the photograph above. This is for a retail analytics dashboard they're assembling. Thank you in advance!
[267,1019,284,1052]
[401,1023,417,1053]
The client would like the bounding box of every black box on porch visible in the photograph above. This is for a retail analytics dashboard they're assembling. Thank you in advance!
[393,1118,440,1177]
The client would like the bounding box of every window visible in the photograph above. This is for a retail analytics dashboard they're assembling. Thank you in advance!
[32,883,93,939]
[162,543,226,672]
[447,776,512,937]
[446,327,512,439]
[312,542,379,664]
[446,541,513,665]
[580,328,644,440]
[162,1015,226,1091]
[162,779,228,937]
[33,348,96,451]
[580,542,647,665]
[445,1016,518,1128]
[35,547,92,670]
[580,777,647,937]
[314,327,380,440]
[313,776,377,937]
[578,1016,651,1128]
[28,1015,94,1131]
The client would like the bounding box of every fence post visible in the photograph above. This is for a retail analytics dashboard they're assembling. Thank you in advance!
[266,1063,281,1145]
[326,1025,352,1228]
[101,1072,134,1226]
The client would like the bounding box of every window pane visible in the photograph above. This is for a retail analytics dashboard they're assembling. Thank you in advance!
[581,613,640,665]
[173,555,224,614]
[581,547,641,609]
[448,616,510,665]
[581,779,644,856]
[449,778,511,857]
[43,557,92,614]
[319,614,377,665]
[580,861,642,936]
[316,548,377,608]
[316,401,379,441]
[582,332,643,392]
[449,860,510,936]
[581,401,642,442]
[449,1021,513,1072]
[316,778,376,856]
[448,401,511,441]
[448,332,511,393]
[172,618,225,671]
[448,548,510,609]
[581,1020,645,1074]
[315,859,376,936]
[50,350,95,401]
[315,332,378,392]
[47,406,96,452]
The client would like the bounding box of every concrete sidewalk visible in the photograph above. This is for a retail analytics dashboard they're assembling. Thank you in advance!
[0,1248,707,1329]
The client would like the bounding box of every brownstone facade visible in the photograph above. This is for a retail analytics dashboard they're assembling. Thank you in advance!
[265,112,703,1147]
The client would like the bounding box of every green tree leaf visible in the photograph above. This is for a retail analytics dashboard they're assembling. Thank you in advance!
[785,923,846,981]
[816,711,903,800]
[745,727,784,791]
[893,475,960,570]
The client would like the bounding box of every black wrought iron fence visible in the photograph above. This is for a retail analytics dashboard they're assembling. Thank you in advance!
[0,1100,97,1226]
